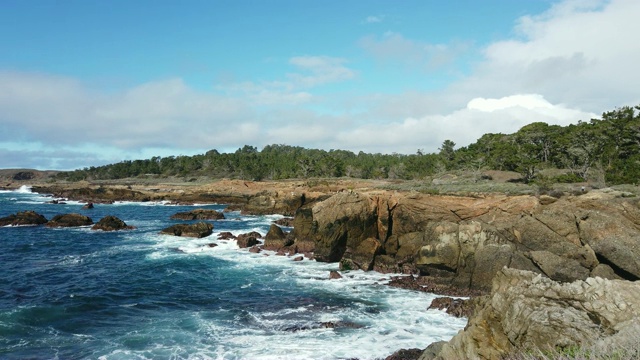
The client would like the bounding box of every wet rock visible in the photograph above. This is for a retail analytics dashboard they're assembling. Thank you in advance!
[91,215,135,231]
[329,270,343,279]
[217,231,236,240]
[0,211,48,226]
[46,213,93,227]
[292,256,303,261]
[249,245,261,253]
[160,222,213,238]
[170,209,225,220]
[263,224,293,251]
[81,202,94,209]
[237,231,262,240]
[427,297,477,318]
[385,348,423,360]
[237,236,259,248]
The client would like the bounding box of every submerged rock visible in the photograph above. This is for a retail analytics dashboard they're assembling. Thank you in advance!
[46,213,93,227]
[170,209,225,220]
[160,222,213,238]
[0,211,48,226]
[91,215,135,231]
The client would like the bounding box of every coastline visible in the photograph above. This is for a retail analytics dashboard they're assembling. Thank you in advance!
[5,171,640,359]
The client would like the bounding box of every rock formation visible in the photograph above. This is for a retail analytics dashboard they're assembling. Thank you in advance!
[0,211,48,226]
[160,222,213,238]
[91,215,136,231]
[46,213,93,227]
[423,268,640,360]
[263,224,293,251]
[170,209,225,220]
[293,189,640,291]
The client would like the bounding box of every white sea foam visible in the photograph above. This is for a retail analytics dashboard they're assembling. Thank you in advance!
[128,211,468,360]
[16,185,33,193]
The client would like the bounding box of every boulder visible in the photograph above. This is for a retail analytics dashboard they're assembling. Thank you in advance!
[578,210,640,280]
[237,231,262,240]
[329,270,342,279]
[237,236,259,248]
[170,209,225,220]
[385,348,423,360]
[428,268,640,360]
[0,211,48,226]
[263,224,293,251]
[91,215,135,231]
[81,202,94,209]
[46,213,93,227]
[217,231,236,240]
[160,222,213,238]
[427,297,477,318]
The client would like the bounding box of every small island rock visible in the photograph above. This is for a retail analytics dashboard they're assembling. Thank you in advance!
[46,213,93,227]
[0,211,48,226]
[170,209,225,220]
[160,222,213,238]
[91,215,136,231]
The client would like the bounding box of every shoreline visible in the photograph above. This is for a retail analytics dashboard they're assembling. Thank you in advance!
[5,174,640,359]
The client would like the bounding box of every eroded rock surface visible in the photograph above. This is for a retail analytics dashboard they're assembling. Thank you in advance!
[423,268,640,360]
[293,189,640,291]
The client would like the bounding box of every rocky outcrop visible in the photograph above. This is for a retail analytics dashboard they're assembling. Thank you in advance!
[293,189,640,291]
[91,215,135,231]
[0,211,48,226]
[160,222,213,238]
[170,209,225,220]
[294,192,379,262]
[46,213,93,227]
[263,224,293,251]
[424,268,640,360]
[237,235,259,248]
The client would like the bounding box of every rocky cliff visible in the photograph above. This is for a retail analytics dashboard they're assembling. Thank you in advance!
[422,268,640,360]
[293,188,640,291]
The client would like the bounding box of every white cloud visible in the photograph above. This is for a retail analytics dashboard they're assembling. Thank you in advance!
[455,0,640,112]
[359,32,471,70]
[364,15,384,24]
[287,56,356,87]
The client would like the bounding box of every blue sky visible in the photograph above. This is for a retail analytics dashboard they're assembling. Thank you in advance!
[1,0,639,170]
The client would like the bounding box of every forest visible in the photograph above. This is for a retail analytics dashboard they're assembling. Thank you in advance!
[56,105,640,185]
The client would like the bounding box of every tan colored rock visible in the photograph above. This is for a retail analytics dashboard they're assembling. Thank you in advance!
[428,268,640,360]
[340,237,382,271]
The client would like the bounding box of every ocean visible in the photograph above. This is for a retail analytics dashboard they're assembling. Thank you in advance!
[0,186,466,360]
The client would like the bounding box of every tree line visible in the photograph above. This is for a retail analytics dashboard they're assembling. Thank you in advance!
[57,105,640,185]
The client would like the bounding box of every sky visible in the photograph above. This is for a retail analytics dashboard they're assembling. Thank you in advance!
[1,0,639,170]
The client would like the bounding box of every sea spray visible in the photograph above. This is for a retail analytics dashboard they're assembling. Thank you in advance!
[0,189,466,360]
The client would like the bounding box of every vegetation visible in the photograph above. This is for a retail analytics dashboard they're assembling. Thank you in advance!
[56,105,640,185]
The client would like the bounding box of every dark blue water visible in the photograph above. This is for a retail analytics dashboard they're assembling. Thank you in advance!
[0,187,465,360]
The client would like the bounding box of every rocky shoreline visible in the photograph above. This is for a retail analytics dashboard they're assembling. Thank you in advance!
[4,177,640,359]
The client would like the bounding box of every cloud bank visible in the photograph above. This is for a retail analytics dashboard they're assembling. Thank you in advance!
[1,0,638,169]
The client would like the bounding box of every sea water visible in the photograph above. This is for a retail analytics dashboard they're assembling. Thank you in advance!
[0,186,466,360]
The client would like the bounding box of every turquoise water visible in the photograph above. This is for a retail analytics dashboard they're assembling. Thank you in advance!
[0,186,466,360]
